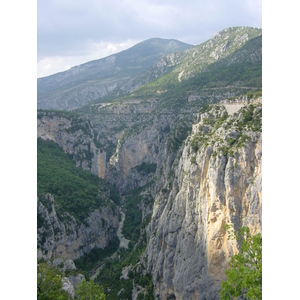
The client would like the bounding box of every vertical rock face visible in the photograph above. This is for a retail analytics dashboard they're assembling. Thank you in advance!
[107,114,176,194]
[146,102,262,299]
[37,194,119,260]
[37,100,261,299]
[37,112,107,179]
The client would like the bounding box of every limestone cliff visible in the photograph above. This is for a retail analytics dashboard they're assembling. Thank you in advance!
[145,101,262,299]
[37,112,107,179]
[107,113,178,194]
[37,194,119,260]
[37,99,262,299]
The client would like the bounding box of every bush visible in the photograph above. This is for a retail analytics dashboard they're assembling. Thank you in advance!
[76,279,106,299]
[220,226,262,300]
[37,261,72,300]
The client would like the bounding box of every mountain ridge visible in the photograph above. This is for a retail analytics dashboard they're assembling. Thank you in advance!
[37,27,261,111]
[37,38,193,110]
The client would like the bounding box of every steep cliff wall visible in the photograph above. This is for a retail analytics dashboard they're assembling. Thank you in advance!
[107,113,179,194]
[37,112,107,179]
[37,100,261,299]
[146,102,262,299]
[37,194,119,260]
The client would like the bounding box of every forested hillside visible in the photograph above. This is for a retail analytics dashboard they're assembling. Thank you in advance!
[38,138,119,222]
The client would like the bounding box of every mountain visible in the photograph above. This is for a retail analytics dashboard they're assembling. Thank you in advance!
[37,38,193,110]
[37,26,262,299]
[131,27,262,99]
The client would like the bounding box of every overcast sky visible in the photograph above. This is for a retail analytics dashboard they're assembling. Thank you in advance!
[37,0,262,78]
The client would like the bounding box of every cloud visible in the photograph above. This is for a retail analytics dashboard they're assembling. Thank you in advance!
[37,0,262,77]
[37,39,138,78]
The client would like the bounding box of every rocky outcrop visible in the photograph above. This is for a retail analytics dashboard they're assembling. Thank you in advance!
[37,194,119,260]
[146,102,262,299]
[61,277,76,298]
[37,112,107,179]
[52,258,85,298]
[68,274,85,291]
[107,113,176,194]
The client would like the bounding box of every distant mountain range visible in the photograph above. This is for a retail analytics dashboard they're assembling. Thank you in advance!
[131,27,262,101]
[37,27,261,111]
[37,38,193,110]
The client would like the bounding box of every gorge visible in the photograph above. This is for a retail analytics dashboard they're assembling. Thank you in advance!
[37,26,262,299]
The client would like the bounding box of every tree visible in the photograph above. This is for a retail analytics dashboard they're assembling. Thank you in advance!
[37,261,72,300]
[220,225,262,300]
[76,279,106,300]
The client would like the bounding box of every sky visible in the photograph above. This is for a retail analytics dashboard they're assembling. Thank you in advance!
[37,0,262,78]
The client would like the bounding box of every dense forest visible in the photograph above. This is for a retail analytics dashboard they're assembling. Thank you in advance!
[37,138,119,223]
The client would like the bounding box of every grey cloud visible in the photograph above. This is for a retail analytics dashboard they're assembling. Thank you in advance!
[37,0,262,70]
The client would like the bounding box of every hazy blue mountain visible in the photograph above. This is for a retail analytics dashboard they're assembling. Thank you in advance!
[37,38,193,110]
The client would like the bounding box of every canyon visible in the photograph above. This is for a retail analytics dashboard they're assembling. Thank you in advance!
[37,26,262,299]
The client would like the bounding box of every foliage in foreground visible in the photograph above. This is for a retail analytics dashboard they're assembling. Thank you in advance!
[37,260,106,299]
[220,226,262,300]
[37,261,72,300]
[76,279,106,300]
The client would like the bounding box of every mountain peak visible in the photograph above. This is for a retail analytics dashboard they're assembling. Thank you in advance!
[37,38,193,110]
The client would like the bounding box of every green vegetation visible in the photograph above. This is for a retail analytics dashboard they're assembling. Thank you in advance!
[37,260,107,299]
[190,127,211,153]
[168,118,192,153]
[198,103,212,114]
[37,138,117,223]
[119,129,132,148]
[220,225,262,300]
[122,185,153,243]
[131,34,261,107]
[37,128,154,300]
[36,29,262,300]
[76,279,106,300]
[109,185,121,206]
[74,236,120,275]
[214,114,229,130]
[37,109,79,120]
[96,246,154,300]
[65,121,91,137]
[37,261,72,300]
[134,162,157,175]
[240,104,262,132]
[246,89,262,99]
[190,102,261,158]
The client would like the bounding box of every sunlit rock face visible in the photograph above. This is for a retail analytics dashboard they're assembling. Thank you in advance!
[146,102,262,299]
